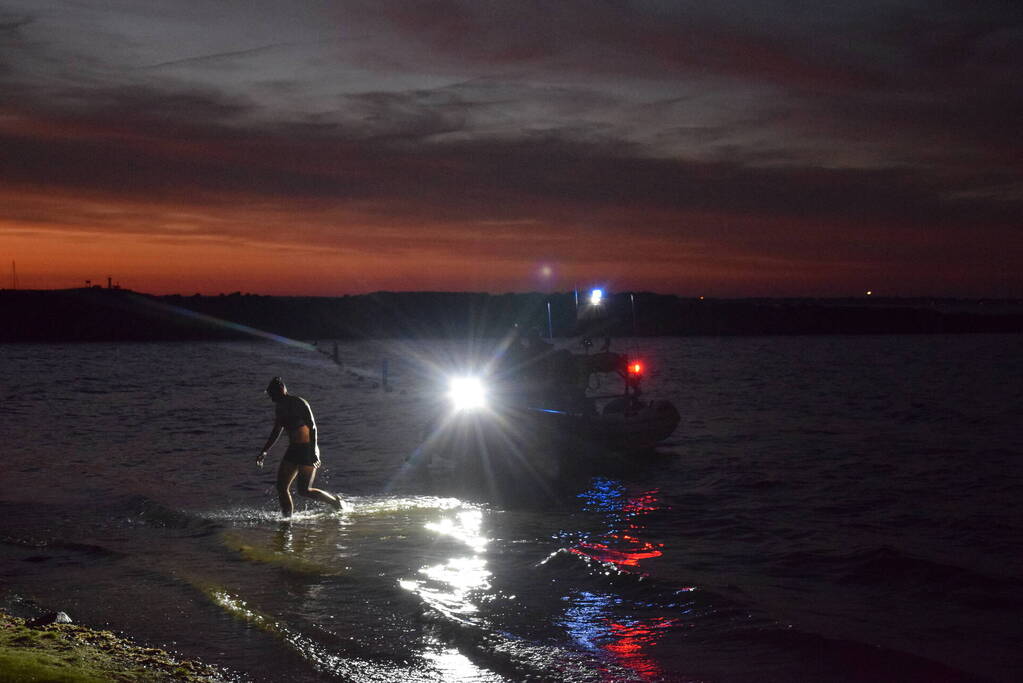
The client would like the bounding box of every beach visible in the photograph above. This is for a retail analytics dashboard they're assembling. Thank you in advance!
[0,609,230,681]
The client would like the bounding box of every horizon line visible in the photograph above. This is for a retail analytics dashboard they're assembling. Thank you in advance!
[2,286,1021,302]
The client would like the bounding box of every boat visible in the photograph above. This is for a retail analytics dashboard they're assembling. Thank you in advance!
[509,349,680,450]
[415,339,680,473]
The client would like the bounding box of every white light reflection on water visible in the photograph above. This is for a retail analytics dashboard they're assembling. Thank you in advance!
[210,587,499,682]
[400,504,492,624]
[206,496,505,681]
[413,556,491,616]
[208,588,354,676]
[424,509,490,553]
[422,644,506,683]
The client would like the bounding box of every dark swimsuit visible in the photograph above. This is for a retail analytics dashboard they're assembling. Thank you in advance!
[284,442,318,467]
[276,395,320,467]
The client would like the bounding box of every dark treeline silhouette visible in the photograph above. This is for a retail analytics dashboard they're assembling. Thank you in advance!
[2,288,1022,343]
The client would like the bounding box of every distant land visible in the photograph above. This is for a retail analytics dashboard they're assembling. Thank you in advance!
[2,288,1022,343]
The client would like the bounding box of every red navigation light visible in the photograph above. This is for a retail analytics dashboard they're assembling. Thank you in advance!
[629,361,643,375]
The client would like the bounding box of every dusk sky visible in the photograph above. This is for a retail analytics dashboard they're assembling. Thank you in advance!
[2,1,1021,296]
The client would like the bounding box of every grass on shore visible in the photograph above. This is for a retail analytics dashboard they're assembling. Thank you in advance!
[0,610,229,682]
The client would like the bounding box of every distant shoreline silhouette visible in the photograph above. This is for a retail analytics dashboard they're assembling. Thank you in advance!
[2,288,1022,342]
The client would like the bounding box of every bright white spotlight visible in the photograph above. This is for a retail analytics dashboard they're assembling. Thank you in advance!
[589,288,604,306]
[448,377,487,411]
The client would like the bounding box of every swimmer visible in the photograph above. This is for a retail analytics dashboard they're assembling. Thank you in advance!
[258,377,343,517]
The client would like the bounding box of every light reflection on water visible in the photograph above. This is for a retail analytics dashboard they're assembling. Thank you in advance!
[562,592,677,682]
[6,338,1019,681]
[401,505,492,623]
[603,617,678,681]
[421,644,505,683]
[559,479,682,680]
[209,581,502,682]
[204,494,507,681]
[424,509,490,553]
[201,481,680,680]
[570,478,667,572]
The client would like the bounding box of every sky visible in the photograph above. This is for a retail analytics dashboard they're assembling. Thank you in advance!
[1,1,1021,297]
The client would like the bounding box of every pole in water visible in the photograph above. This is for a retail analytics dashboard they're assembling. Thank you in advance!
[630,293,637,337]
[546,301,553,339]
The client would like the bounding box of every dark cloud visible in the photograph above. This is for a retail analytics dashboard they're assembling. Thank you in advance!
[361,1,878,89]
[3,82,1018,230]
[1,1,1021,295]
[0,13,32,32]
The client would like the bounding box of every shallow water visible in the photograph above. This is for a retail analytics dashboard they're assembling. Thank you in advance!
[1,336,1021,682]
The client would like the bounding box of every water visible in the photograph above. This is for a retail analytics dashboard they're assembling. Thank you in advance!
[1,336,1021,682]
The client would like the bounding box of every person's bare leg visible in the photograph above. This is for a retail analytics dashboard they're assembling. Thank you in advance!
[276,460,300,517]
[295,466,342,510]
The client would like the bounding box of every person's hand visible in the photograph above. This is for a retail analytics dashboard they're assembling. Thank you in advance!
[256,451,266,469]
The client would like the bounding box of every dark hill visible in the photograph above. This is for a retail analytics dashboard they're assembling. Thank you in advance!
[2,288,1021,343]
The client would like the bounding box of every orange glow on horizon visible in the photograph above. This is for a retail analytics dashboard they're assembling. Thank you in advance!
[3,184,995,297]
[3,228,565,296]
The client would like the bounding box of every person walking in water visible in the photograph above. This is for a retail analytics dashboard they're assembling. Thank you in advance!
[258,377,343,517]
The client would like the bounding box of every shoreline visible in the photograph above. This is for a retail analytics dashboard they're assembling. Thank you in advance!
[3,288,1022,342]
[0,609,235,682]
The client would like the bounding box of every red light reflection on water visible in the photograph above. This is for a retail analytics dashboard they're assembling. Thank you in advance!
[565,485,688,680]
[622,492,659,515]
[571,489,665,570]
[604,617,678,680]
[570,540,662,566]
[563,591,683,683]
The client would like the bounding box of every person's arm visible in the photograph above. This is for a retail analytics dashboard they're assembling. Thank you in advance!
[257,420,283,468]
[304,399,319,455]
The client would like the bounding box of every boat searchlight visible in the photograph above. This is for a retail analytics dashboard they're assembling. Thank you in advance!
[448,376,487,412]
[589,288,604,306]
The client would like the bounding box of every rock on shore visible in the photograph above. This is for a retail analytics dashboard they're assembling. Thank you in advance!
[0,610,234,682]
